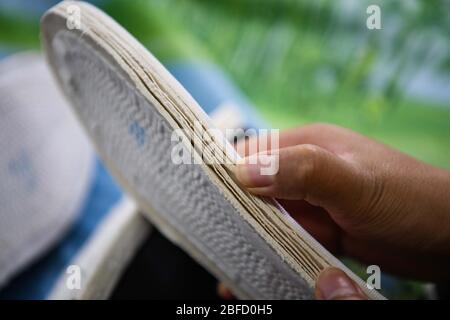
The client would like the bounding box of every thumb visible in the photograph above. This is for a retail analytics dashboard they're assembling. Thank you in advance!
[315,267,367,300]
[233,144,368,211]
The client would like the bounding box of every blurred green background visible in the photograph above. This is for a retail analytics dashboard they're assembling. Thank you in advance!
[1,0,449,171]
[1,0,449,299]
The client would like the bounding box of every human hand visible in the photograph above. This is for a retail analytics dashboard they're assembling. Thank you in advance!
[233,123,450,281]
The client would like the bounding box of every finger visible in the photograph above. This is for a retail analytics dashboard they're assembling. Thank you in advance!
[233,144,367,212]
[235,128,303,157]
[315,267,367,300]
[234,123,353,157]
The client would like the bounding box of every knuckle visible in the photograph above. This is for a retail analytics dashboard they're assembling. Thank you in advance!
[295,144,324,184]
[275,144,329,199]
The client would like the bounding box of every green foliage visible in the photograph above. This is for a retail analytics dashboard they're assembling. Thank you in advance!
[0,11,39,49]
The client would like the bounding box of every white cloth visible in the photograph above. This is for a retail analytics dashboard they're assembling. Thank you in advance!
[0,53,94,287]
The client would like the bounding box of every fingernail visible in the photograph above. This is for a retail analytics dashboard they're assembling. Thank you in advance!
[233,156,275,188]
[316,268,365,300]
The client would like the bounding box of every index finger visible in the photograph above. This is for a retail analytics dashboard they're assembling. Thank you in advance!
[234,123,342,157]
